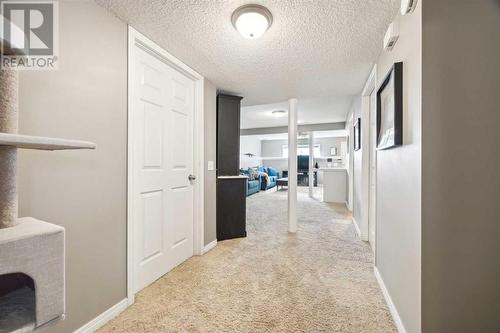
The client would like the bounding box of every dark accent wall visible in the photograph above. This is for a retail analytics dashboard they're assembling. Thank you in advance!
[422,1,500,332]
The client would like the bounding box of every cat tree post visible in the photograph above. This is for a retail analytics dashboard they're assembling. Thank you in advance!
[0,68,18,229]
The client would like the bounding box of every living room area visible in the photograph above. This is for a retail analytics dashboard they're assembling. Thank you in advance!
[215,95,351,243]
[239,97,350,203]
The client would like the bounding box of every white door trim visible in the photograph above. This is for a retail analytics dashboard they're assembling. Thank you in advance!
[362,65,377,97]
[127,26,205,305]
[347,112,354,212]
[360,65,377,252]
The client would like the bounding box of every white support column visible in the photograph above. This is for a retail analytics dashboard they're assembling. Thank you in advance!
[308,131,314,198]
[288,98,298,233]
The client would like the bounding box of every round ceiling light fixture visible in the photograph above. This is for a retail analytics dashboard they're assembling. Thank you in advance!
[231,4,273,39]
[271,110,286,117]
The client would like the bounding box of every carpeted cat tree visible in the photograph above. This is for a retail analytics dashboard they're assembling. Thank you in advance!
[0,44,95,332]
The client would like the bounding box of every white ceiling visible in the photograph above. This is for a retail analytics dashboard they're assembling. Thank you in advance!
[96,0,399,107]
[240,96,351,129]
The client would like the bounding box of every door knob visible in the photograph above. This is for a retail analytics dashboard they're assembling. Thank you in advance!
[188,174,196,181]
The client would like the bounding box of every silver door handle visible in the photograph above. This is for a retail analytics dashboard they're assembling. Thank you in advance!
[188,174,196,181]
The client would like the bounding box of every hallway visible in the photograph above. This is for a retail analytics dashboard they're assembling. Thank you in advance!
[99,188,396,332]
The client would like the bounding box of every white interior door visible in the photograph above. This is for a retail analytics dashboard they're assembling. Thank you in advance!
[368,90,377,252]
[132,46,195,292]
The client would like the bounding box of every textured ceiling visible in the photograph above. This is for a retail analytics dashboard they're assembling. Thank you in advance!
[96,0,399,107]
[241,96,352,129]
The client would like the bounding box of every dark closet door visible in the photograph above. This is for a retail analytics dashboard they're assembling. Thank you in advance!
[217,94,242,175]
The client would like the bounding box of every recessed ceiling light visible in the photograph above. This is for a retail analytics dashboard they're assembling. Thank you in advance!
[231,4,273,39]
[271,110,286,117]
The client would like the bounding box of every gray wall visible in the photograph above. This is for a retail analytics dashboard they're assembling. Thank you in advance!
[346,4,422,332]
[240,135,262,169]
[375,3,422,333]
[315,137,346,160]
[17,1,127,332]
[422,1,500,332]
[261,139,286,159]
[260,139,288,171]
[204,80,217,246]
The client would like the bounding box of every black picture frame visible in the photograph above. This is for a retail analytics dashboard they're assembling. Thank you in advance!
[354,118,361,151]
[377,62,403,150]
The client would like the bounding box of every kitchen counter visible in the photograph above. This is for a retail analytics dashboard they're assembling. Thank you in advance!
[318,168,347,203]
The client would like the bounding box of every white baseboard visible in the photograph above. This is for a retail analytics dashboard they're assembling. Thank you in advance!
[352,216,370,241]
[202,240,217,254]
[74,298,128,333]
[352,217,361,237]
[374,267,407,333]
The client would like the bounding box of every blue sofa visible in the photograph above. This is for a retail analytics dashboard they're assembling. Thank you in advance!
[257,166,280,191]
[239,169,261,196]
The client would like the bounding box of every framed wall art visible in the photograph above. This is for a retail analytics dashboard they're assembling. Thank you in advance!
[354,118,361,151]
[377,62,403,150]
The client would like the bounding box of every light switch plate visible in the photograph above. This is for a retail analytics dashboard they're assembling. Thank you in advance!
[207,161,214,171]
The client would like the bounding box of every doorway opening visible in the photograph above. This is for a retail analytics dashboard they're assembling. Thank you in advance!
[239,99,350,235]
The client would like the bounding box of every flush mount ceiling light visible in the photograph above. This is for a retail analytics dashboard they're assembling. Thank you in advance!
[231,4,273,39]
[271,110,286,117]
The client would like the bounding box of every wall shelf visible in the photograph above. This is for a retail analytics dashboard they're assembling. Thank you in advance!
[0,133,96,151]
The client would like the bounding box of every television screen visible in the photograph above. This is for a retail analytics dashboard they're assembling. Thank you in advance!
[298,155,309,171]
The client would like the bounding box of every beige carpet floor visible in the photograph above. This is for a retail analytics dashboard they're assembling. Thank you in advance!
[98,187,396,333]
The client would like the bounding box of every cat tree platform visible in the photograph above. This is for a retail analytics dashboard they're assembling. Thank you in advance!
[0,133,96,150]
